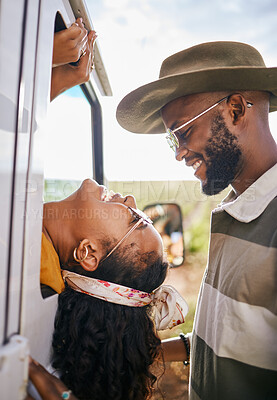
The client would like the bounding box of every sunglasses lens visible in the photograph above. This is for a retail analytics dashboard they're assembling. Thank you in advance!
[166,137,175,151]
[129,207,153,224]
[166,129,179,152]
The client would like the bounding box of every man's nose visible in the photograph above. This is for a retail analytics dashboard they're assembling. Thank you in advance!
[175,145,189,161]
[123,195,137,209]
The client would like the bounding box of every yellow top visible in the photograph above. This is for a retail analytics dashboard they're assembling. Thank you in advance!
[40,233,65,294]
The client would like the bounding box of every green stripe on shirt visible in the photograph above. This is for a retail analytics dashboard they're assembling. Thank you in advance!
[190,334,277,400]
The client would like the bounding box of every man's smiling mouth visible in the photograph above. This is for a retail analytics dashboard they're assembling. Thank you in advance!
[192,159,203,171]
[185,158,204,173]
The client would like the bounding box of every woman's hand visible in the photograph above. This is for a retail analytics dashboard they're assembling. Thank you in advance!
[52,18,88,67]
[50,29,97,101]
[25,357,78,400]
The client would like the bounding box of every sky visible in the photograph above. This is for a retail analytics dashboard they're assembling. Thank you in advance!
[45,0,277,181]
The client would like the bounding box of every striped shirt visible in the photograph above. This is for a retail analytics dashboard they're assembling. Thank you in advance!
[190,163,277,400]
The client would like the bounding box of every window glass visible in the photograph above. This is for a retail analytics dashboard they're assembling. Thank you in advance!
[44,86,93,201]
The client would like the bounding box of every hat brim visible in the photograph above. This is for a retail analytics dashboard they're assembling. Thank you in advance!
[116,66,277,134]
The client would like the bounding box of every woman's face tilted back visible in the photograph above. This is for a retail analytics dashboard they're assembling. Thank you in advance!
[49,180,168,400]
[43,179,164,267]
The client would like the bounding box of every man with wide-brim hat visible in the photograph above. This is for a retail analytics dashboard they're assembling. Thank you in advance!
[117,41,277,399]
[117,41,277,133]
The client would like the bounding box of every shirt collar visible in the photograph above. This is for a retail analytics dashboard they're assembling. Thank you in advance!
[214,163,277,223]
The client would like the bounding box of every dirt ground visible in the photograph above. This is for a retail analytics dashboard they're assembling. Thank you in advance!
[152,254,207,400]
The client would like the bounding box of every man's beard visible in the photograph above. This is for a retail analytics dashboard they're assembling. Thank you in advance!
[202,113,242,195]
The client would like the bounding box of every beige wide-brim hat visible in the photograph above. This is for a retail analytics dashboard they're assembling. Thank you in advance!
[116,41,277,134]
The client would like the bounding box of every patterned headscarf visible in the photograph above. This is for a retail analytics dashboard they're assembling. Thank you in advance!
[62,270,188,330]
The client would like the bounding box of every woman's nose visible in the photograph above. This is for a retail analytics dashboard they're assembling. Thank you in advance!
[123,195,137,209]
[175,145,189,161]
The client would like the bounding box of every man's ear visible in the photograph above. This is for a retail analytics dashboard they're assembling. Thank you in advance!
[75,238,101,272]
[227,93,248,125]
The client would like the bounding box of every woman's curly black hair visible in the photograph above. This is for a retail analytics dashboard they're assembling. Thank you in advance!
[51,244,168,400]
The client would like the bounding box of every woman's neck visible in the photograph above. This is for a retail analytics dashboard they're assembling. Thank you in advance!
[43,201,72,265]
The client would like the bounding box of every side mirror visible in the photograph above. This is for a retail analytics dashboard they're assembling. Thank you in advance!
[143,203,185,267]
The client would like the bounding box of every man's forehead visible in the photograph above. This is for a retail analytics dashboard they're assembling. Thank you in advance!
[163,95,190,110]
[161,92,223,132]
[161,95,195,124]
[161,92,224,121]
[163,92,218,109]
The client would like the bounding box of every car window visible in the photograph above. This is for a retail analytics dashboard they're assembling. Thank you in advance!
[44,85,93,201]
